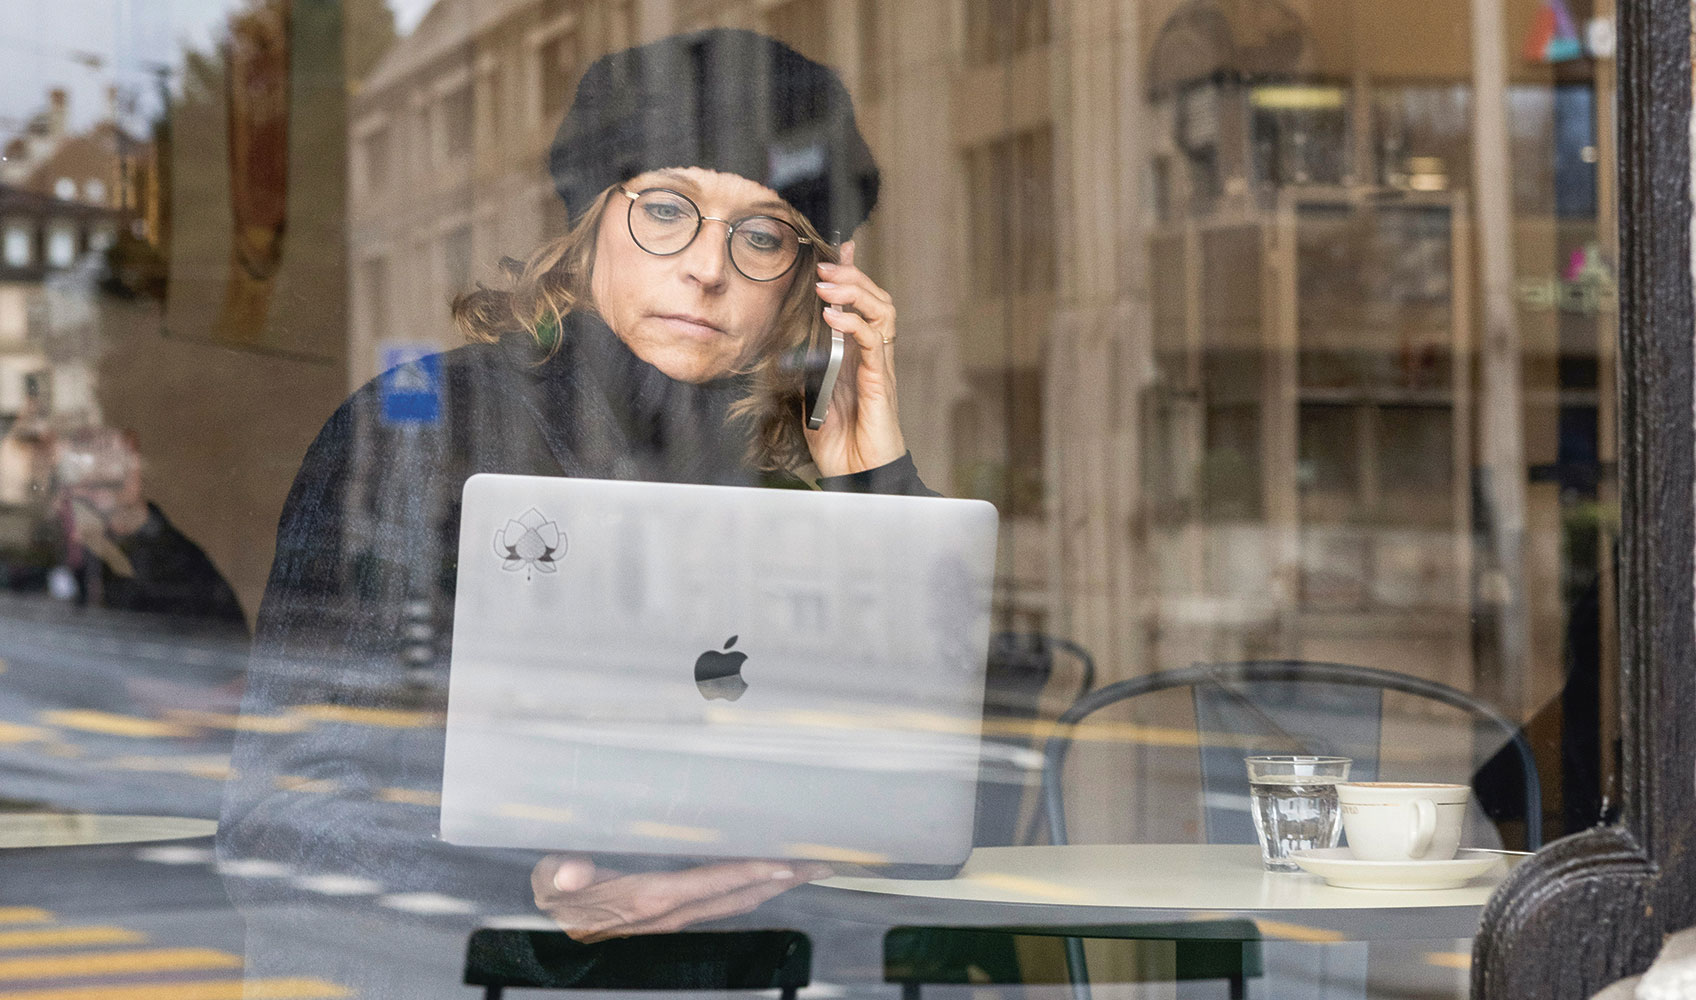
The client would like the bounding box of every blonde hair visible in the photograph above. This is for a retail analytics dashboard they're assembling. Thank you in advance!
[451,184,841,473]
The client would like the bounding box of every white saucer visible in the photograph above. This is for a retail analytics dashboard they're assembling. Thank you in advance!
[1289,848,1506,890]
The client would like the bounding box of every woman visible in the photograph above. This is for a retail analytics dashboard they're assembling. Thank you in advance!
[220,28,934,995]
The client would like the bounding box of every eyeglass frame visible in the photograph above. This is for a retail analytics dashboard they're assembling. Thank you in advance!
[618,186,815,282]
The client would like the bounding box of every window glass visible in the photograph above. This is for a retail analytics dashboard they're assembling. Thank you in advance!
[2,224,30,267]
[0,2,1622,998]
[44,223,75,267]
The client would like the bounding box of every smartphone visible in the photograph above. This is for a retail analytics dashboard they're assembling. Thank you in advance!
[802,231,847,430]
[802,325,845,430]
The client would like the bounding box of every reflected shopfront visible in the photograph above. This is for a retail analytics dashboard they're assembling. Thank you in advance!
[0,0,1687,998]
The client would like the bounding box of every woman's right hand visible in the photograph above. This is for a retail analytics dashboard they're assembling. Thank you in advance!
[532,854,833,943]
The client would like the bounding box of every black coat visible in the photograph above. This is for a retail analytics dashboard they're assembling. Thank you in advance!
[218,312,936,994]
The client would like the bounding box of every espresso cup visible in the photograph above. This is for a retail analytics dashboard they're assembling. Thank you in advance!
[1337,782,1469,861]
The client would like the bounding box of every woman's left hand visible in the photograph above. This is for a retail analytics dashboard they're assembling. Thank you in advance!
[804,240,907,478]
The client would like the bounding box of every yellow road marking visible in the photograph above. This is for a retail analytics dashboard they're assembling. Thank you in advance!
[1425,951,1472,969]
[0,722,47,745]
[0,948,241,980]
[0,928,145,951]
[705,706,1212,750]
[39,712,191,740]
[495,803,573,824]
[629,821,721,843]
[0,911,50,926]
[0,978,351,999]
[377,787,440,806]
[782,844,888,865]
[273,776,340,794]
[288,705,442,728]
[106,756,231,780]
[1251,919,1346,943]
[163,710,308,734]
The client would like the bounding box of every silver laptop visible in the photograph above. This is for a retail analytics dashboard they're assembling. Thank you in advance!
[440,473,999,868]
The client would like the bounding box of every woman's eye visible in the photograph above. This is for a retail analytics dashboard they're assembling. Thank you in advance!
[642,200,689,223]
[739,226,785,252]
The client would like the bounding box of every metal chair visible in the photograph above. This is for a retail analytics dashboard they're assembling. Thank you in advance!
[463,928,810,1000]
[977,632,1095,847]
[1037,659,1544,999]
[1042,659,1543,850]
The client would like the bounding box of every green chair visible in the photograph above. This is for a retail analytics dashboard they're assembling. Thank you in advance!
[463,928,810,1000]
[886,922,1260,1000]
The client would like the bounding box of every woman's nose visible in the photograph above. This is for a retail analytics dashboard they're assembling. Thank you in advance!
[680,218,733,287]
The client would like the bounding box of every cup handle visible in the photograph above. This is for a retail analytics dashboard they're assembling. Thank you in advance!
[1408,799,1437,858]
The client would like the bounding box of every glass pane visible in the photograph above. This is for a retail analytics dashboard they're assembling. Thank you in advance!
[0,0,1618,997]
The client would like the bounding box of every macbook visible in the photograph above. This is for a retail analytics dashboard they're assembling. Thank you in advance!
[440,473,999,871]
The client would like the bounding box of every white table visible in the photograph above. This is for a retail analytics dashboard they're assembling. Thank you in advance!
[0,813,216,849]
[806,843,1515,941]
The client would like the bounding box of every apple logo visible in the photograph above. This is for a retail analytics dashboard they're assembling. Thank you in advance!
[694,635,749,701]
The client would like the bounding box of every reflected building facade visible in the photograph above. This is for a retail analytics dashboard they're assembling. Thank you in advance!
[347,0,1613,839]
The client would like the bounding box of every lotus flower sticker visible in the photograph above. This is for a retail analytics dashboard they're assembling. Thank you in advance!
[493,508,565,579]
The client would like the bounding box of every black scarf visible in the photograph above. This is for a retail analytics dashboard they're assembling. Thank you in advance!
[495,310,766,488]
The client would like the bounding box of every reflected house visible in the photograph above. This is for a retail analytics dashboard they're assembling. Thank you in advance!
[0,89,155,568]
[1099,1,1620,931]
[1129,0,1613,836]
[346,0,1610,835]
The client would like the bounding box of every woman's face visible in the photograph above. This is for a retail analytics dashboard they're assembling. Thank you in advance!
[590,167,801,383]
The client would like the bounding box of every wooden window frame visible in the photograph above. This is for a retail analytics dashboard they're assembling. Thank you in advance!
[1471,0,1696,994]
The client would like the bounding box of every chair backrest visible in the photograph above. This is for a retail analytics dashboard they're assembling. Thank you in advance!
[975,633,1096,847]
[1040,660,1542,850]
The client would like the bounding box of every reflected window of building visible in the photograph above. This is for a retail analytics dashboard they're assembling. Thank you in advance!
[965,0,1049,65]
[437,84,473,161]
[767,1,829,132]
[768,0,827,67]
[1,224,30,268]
[1374,85,1469,193]
[0,287,25,343]
[360,256,390,349]
[952,368,1045,518]
[359,124,391,196]
[539,28,581,126]
[442,224,473,299]
[540,189,568,244]
[857,0,882,103]
[84,178,106,205]
[89,225,114,253]
[1249,84,1349,189]
[965,126,1055,297]
[52,177,75,201]
[45,222,75,268]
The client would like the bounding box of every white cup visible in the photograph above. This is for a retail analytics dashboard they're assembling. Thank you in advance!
[1337,782,1470,861]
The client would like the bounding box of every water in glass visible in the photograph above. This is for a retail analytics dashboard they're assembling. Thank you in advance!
[1244,755,1351,871]
[1249,774,1344,871]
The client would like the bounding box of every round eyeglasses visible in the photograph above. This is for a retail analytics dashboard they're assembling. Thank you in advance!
[621,187,813,282]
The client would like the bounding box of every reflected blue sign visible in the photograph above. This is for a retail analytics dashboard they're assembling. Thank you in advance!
[379,345,442,425]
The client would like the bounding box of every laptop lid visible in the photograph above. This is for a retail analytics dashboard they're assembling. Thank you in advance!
[440,474,999,867]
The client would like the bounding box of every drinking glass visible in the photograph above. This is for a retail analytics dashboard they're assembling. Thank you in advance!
[1244,755,1352,871]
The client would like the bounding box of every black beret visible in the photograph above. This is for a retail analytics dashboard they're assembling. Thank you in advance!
[547,28,879,240]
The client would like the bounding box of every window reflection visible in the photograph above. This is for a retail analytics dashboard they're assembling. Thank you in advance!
[0,0,1622,997]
